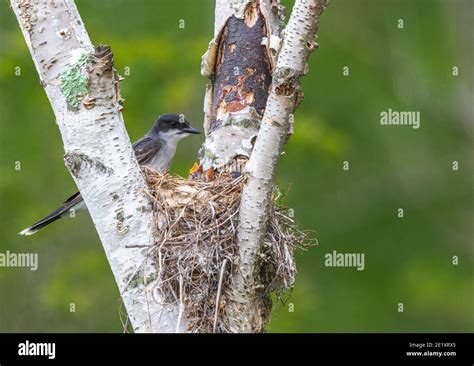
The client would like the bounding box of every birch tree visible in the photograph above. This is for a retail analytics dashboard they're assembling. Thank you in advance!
[199,0,328,332]
[10,0,182,333]
[12,0,327,333]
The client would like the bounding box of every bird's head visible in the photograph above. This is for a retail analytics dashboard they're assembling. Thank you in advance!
[150,114,200,142]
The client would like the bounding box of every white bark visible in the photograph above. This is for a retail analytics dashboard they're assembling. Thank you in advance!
[11,0,182,333]
[229,0,329,332]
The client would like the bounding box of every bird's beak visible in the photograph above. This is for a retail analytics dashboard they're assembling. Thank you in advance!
[182,125,201,134]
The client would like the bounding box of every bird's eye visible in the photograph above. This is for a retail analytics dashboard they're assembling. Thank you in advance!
[171,121,178,128]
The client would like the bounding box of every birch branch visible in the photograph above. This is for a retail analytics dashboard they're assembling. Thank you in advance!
[228,0,329,332]
[11,0,182,333]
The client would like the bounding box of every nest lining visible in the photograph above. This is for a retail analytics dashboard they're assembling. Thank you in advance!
[143,168,314,333]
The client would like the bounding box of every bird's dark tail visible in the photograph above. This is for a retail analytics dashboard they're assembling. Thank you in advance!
[19,192,83,236]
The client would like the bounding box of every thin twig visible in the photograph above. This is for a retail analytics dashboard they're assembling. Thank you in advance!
[176,274,184,333]
[213,258,228,333]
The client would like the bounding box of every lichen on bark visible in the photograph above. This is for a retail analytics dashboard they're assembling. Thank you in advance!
[59,53,91,109]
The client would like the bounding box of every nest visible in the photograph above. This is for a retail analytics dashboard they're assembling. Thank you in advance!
[143,168,314,333]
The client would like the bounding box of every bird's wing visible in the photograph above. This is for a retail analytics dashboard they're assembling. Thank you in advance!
[132,136,162,165]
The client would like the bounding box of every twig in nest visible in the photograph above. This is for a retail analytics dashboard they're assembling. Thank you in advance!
[176,274,184,333]
[213,258,228,333]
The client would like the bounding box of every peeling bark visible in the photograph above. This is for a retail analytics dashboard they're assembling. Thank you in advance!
[211,9,271,129]
[199,0,283,175]
[11,0,182,333]
[229,0,329,332]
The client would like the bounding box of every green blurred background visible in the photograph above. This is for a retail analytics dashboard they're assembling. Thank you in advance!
[0,0,472,332]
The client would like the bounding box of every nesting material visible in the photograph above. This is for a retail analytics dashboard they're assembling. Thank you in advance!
[144,168,314,333]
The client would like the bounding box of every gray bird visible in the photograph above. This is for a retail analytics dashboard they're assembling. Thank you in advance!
[19,114,200,236]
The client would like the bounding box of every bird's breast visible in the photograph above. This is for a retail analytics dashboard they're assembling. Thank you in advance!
[144,142,176,172]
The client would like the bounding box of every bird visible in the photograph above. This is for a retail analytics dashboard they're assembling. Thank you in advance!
[19,113,200,236]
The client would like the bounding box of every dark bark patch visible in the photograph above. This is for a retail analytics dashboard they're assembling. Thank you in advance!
[88,45,123,108]
[275,83,295,96]
[92,45,114,75]
[210,6,272,131]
